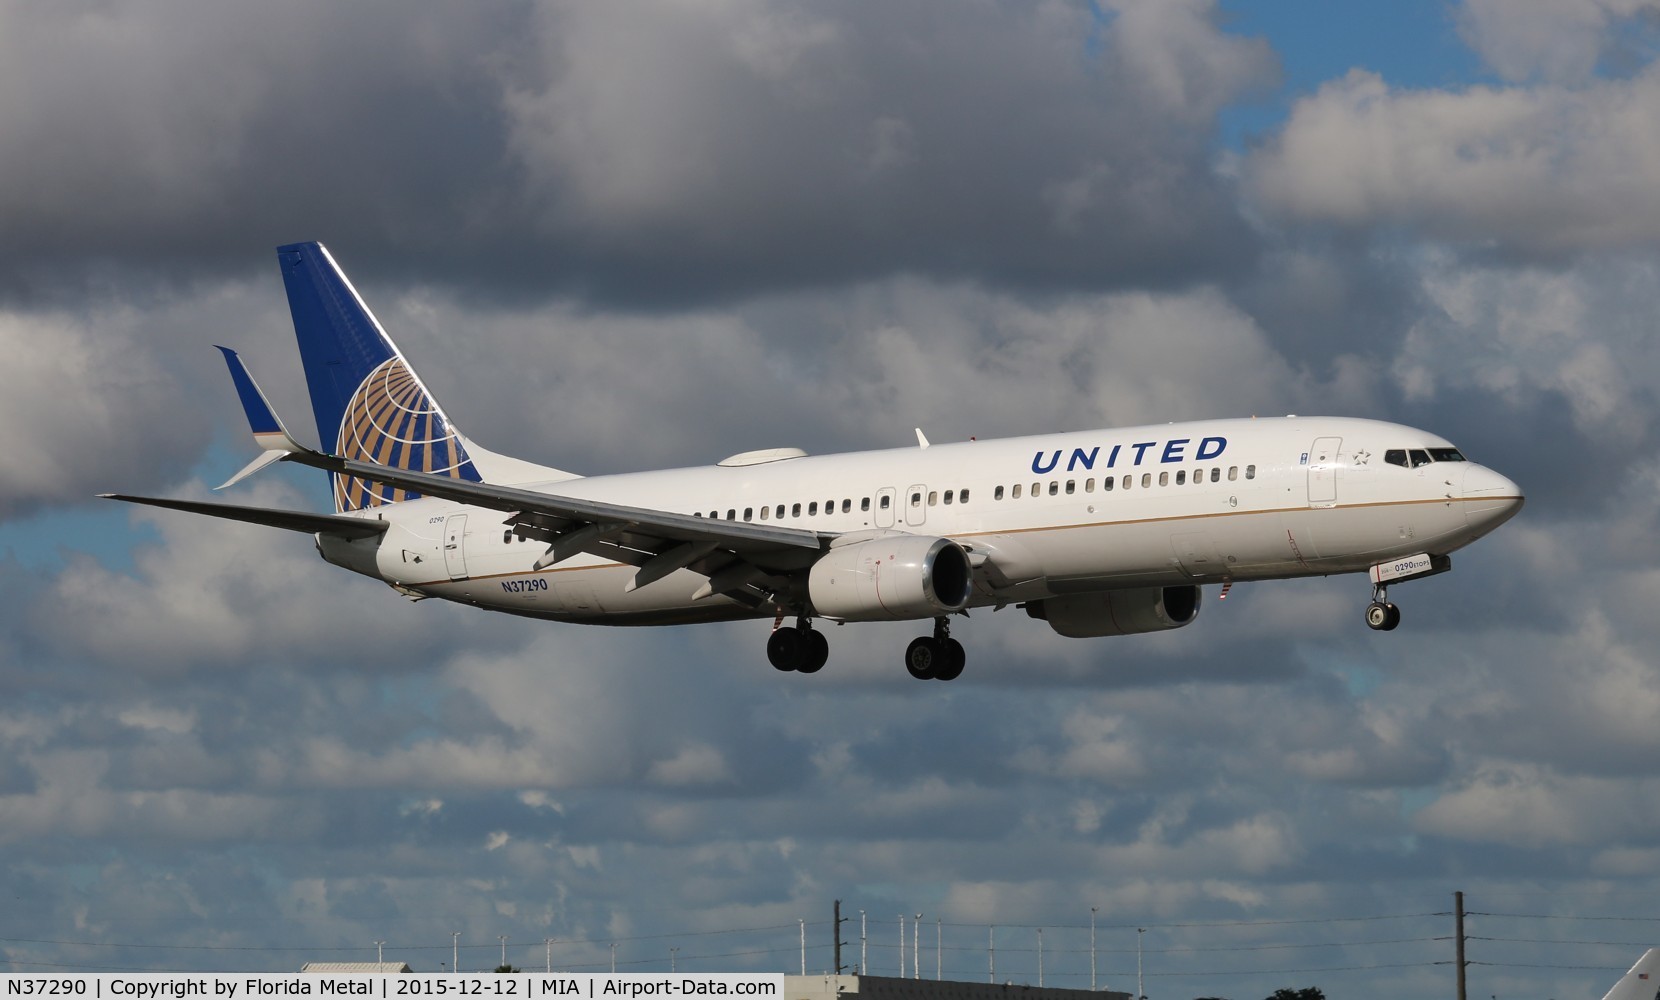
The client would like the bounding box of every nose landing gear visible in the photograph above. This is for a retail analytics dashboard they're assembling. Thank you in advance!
[1365,584,1401,631]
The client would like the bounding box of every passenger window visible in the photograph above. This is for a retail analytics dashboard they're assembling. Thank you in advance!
[1032,481,1041,497]
[1228,466,1238,481]
[880,495,890,509]
[726,509,736,520]
[809,502,818,516]
[1049,481,1059,496]
[960,488,969,503]
[1012,484,1022,499]
[910,492,921,507]
[861,497,871,512]
[1210,468,1220,483]
[1123,475,1132,490]
[504,530,513,544]
[928,491,938,506]
[1103,476,1114,492]
[1159,471,1169,486]
[1084,478,1095,493]
[996,485,1005,500]
[842,499,852,514]
[760,506,769,520]
[1384,449,1408,468]
[792,503,802,517]
[1176,470,1186,485]
[776,505,785,519]
[1245,465,1256,480]
[1141,473,1151,488]
[744,507,753,521]
[944,490,954,505]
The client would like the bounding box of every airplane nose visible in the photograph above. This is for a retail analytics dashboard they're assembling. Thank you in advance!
[1462,464,1524,532]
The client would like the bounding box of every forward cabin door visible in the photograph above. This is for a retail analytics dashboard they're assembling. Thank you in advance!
[443,513,469,579]
[1307,437,1341,507]
[904,484,927,527]
[875,487,897,528]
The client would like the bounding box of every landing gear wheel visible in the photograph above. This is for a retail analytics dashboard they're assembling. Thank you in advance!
[799,629,829,673]
[933,638,966,681]
[1365,601,1402,631]
[905,637,938,680]
[767,628,805,671]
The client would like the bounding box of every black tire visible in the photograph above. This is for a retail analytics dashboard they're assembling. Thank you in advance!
[1365,602,1390,630]
[767,628,804,671]
[905,637,937,679]
[799,629,829,674]
[1382,603,1401,631]
[933,638,966,681]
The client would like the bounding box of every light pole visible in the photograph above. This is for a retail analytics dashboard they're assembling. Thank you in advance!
[898,915,905,977]
[799,919,806,975]
[375,941,385,965]
[1136,928,1145,1000]
[546,939,555,974]
[913,914,921,980]
[860,911,866,974]
[453,932,460,974]
[936,918,941,980]
[671,948,679,973]
[611,943,617,974]
[500,936,508,971]
[988,926,995,984]
[1037,928,1043,987]
[1090,908,1097,991]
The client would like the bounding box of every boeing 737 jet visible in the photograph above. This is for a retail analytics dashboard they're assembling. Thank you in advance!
[106,243,1525,680]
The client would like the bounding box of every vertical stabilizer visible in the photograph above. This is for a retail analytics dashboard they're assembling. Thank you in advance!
[1603,948,1660,1000]
[276,242,483,512]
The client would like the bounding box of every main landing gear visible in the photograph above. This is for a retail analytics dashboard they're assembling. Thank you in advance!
[767,617,829,673]
[1365,583,1401,632]
[904,617,965,681]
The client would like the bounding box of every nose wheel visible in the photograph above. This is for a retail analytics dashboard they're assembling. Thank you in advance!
[767,617,830,673]
[1365,585,1401,631]
[904,618,966,681]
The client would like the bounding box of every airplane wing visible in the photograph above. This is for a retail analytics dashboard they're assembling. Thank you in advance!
[293,451,832,604]
[100,494,390,539]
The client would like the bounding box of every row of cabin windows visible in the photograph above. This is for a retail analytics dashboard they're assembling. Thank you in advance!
[688,487,981,523]
[993,464,1255,500]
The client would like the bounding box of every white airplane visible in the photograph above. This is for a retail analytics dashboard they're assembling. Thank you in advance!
[1605,948,1660,1000]
[105,243,1525,680]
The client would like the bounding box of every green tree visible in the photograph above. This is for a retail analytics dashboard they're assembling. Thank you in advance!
[1265,989,1324,1000]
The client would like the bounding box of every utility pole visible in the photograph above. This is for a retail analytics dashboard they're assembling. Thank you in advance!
[989,926,995,984]
[899,915,905,977]
[1091,908,1098,992]
[1136,928,1145,1000]
[936,918,941,980]
[800,919,806,976]
[453,932,460,974]
[375,941,385,965]
[1038,928,1044,987]
[545,939,555,974]
[1456,891,1468,1000]
[913,914,922,980]
[860,911,867,974]
[834,900,846,974]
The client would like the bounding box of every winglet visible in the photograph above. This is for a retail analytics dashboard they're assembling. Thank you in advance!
[215,345,311,490]
[915,428,930,449]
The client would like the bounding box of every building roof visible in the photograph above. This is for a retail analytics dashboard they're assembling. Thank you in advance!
[300,963,414,973]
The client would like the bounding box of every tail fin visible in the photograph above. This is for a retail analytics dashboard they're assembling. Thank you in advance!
[277,242,485,513]
[1603,948,1660,1000]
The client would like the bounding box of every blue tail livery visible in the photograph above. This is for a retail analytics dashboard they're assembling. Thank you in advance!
[277,242,483,512]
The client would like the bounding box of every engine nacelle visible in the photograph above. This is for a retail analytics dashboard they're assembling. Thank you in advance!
[1025,585,1201,638]
[808,533,973,621]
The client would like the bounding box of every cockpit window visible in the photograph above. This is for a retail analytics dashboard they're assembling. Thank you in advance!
[1388,446,1467,468]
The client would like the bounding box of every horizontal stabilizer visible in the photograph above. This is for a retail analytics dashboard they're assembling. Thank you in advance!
[100,494,388,539]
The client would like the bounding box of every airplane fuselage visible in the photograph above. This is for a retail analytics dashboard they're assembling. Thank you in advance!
[322,415,1519,626]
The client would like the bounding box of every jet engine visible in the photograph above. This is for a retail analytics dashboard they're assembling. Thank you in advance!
[808,533,973,621]
[1025,585,1201,638]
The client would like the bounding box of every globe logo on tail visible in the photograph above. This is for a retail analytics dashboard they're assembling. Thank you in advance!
[334,357,478,512]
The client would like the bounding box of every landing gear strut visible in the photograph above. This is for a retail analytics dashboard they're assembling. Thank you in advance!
[904,617,966,681]
[1365,583,1401,632]
[767,616,829,673]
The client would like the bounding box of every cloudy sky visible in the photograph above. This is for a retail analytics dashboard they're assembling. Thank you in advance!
[3,0,1660,995]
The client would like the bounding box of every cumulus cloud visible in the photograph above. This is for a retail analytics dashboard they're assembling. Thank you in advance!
[1244,67,1660,256]
[1458,0,1660,83]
